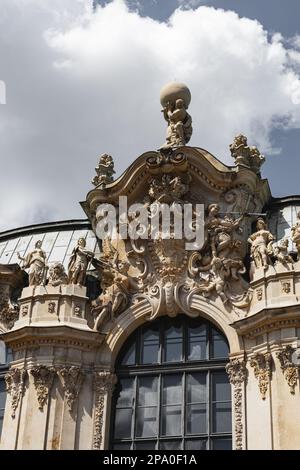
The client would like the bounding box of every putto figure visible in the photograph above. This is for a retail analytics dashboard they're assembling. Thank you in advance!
[160,82,193,148]
[17,240,47,286]
[248,218,274,270]
[68,238,94,286]
[48,262,68,286]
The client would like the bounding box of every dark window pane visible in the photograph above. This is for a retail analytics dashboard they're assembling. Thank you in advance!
[116,378,134,407]
[114,409,133,439]
[162,406,182,436]
[212,372,231,402]
[211,329,229,358]
[138,377,158,406]
[159,440,182,450]
[121,341,136,366]
[163,375,182,405]
[0,380,6,410]
[185,439,207,450]
[188,324,207,360]
[141,327,159,364]
[113,442,132,450]
[212,403,232,433]
[212,438,232,450]
[187,373,206,403]
[136,407,158,438]
[135,441,156,450]
[164,325,182,362]
[186,404,207,434]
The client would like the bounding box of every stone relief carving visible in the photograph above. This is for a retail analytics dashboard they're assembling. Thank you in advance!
[248,218,274,270]
[92,154,115,188]
[30,365,56,411]
[48,262,68,286]
[249,352,272,400]
[160,82,192,148]
[256,288,263,301]
[18,240,47,286]
[48,302,56,314]
[68,237,94,286]
[229,134,265,174]
[93,372,117,450]
[277,346,299,394]
[21,305,29,317]
[226,358,247,450]
[5,368,27,418]
[281,281,291,294]
[291,212,300,260]
[57,366,85,412]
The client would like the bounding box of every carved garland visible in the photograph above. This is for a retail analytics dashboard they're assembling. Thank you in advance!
[249,352,272,400]
[226,358,247,450]
[57,366,85,412]
[5,368,27,418]
[93,371,117,450]
[277,346,299,394]
[30,365,56,411]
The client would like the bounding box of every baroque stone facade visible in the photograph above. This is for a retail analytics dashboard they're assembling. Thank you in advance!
[1,83,300,450]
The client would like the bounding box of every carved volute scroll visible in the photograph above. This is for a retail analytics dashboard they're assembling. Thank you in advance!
[57,366,85,412]
[5,368,27,418]
[250,352,273,400]
[277,346,299,394]
[30,365,56,411]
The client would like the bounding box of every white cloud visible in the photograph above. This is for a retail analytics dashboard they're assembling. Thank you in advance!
[1,0,300,231]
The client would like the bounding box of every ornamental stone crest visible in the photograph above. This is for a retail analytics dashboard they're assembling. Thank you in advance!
[5,368,27,418]
[250,352,272,400]
[30,365,56,411]
[57,366,85,412]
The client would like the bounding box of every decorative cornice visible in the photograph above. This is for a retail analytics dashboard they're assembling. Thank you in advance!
[250,352,272,400]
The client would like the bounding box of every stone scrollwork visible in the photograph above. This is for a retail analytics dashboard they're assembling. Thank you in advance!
[277,346,299,394]
[93,371,117,450]
[5,368,27,418]
[92,154,115,188]
[30,365,56,411]
[226,358,247,450]
[250,352,272,400]
[57,366,85,412]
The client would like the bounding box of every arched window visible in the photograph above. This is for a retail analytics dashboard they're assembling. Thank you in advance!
[110,315,232,450]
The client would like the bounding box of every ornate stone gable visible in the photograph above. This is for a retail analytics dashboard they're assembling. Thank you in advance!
[82,143,270,334]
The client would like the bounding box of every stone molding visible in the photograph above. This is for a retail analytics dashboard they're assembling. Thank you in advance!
[57,366,85,412]
[30,365,56,411]
[277,345,299,394]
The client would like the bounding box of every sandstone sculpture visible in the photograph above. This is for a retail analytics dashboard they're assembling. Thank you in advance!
[273,239,294,268]
[48,262,68,286]
[291,211,300,259]
[17,240,47,286]
[160,82,193,148]
[248,218,274,270]
[68,238,94,286]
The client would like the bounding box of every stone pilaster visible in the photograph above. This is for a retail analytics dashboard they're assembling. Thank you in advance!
[92,371,117,450]
[226,358,247,450]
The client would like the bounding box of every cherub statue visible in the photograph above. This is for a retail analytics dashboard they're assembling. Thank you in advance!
[92,261,133,331]
[161,99,192,148]
[248,218,274,270]
[48,262,68,286]
[291,211,300,259]
[17,240,47,286]
[68,237,94,286]
[273,239,294,268]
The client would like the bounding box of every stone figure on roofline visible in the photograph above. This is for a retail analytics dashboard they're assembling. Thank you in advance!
[160,82,193,148]
[17,240,47,286]
[248,218,274,270]
[291,211,300,260]
[273,239,294,268]
[68,237,94,286]
[48,262,68,286]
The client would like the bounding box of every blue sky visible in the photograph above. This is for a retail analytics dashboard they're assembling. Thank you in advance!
[1,0,300,230]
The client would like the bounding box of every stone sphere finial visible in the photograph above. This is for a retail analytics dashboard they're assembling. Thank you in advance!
[160,82,191,109]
